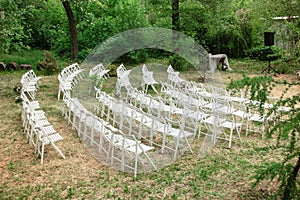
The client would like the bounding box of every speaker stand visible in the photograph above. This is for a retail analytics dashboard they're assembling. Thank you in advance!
[261,46,279,74]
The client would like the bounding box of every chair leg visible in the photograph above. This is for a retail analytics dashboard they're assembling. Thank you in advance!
[51,142,65,159]
[184,135,193,154]
[99,131,104,154]
[161,133,166,154]
[41,143,45,164]
[35,133,40,154]
[245,120,250,136]
[236,127,243,142]
[110,145,114,165]
[121,146,125,171]
[228,129,234,148]
[58,89,61,101]
[151,85,158,93]
[134,152,139,178]
[173,137,180,161]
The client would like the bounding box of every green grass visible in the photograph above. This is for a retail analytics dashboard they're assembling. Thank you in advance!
[0,49,70,72]
[0,49,45,67]
[228,58,267,75]
[228,57,299,75]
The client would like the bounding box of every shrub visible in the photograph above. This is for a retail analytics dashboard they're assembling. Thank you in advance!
[89,74,105,94]
[106,64,118,77]
[246,46,281,61]
[36,51,58,75]
[168,55,191,71]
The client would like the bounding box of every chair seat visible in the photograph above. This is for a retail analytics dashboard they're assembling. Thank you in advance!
[155,126,193,139]
[35,119,51,128]
[232,110,248,118]
[203,116,226,125]
[134,115,153,127]
[41,133,64,144]
[216,106,236,114]
[40,125,57,137]
[33,111,47,120]
[167,129,194,139]
[220,121,242,129]
[126,143,154,154]
[184,110,208,120]
[249,114,265,122]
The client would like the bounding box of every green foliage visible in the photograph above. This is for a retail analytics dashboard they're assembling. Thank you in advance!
[252,161,297,196]
[0,0,29,53]
[274,62,298,74]
[89,74,105,94]
[227,75,273,110]
[227,76,300,199]
[202,0,253,58]
[0,0,299,63]
[36,51,58,76]
[118,49,149,65]
[168,54,191,71]
[146,0,172,28]
[246,46,281,61]
[106,64,118,77]
[75,2,117,60]
[113,0,148,31]
[0,49,44,68]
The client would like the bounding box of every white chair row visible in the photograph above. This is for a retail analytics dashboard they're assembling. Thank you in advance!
[160,81,209,109]
[113,66,247,148]
[62,93,156,177]
[115,64,188,96]
[115,64,161,96]
[168,80,293,145]
[126,88,183,119]
[160,81,247,148]
[20,69,41,101]
[58,63,85,101]
[126,88,207,143]
[20,90,65,164]
[94,88,194,160]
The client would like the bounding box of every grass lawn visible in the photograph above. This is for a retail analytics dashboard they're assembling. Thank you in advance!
[0,53,299,199]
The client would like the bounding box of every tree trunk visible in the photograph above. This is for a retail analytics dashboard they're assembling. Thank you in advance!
[283,155,300,200]
[171,0,180,55]
[172,0,179,31]
[62,0,78,61]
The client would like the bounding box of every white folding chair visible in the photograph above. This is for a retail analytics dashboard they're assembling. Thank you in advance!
[219,112,243,148]
[116,64,132,95]
[21,71,38,101]
[35,125,65,164]
[246,103,273,138]
[166,65,185,87]
[105,128,156,177]
[67,63,85,83]
[141,64,158,93]
[28,70,42,88]
[27,110,50,146]
[182,103,209,138]
[89,63,110,80]
[158,117,194,160]
[57,74,73,101]
[203,97,244,148]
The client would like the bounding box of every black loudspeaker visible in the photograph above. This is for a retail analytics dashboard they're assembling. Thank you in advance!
[264,32,275,46]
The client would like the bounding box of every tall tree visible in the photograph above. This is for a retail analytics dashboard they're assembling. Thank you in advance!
[62,0,78,61]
